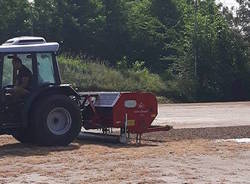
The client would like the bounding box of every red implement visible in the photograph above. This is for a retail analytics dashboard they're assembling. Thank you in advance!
[79,92,172,143]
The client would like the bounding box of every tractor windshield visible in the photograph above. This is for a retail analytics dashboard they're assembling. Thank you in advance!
[0,52,58,89]
[1,53,33,88]
[37,53,56,84]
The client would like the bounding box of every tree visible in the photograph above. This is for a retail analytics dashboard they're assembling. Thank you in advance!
[61,0,106,54]
[164,0,250,101]
[235,0,250,43]
[100,0,128,63]
[0,0,32,43]
[0,0,249,101]
[33,0,63,41]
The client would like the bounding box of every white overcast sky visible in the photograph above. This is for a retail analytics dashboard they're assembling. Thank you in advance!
[216,0,239,8]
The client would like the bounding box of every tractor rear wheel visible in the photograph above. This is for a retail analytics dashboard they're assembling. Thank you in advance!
[12,128,34,144]
[33,95,81,146]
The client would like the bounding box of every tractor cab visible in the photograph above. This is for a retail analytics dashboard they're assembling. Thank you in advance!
[0,37,61,94]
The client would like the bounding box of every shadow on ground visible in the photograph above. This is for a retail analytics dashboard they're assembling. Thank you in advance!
[0,142,79,158]
[1,125,250,157]
[75,126,250,145]
[143,125,250,142]
[0,132,156,158]
[76,131,158,148]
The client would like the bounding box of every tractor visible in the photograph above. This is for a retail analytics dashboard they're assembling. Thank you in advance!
[0,37,171,146]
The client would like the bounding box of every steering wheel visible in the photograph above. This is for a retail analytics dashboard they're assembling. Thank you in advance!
[3,85,14,91]
[0,85,16,103]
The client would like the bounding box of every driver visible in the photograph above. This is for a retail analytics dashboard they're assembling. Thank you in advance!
[10,57,32,98]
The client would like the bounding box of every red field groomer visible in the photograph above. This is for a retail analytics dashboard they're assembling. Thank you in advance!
[80,92,172,143]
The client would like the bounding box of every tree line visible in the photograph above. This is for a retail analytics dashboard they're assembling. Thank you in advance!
[0,0,249,101]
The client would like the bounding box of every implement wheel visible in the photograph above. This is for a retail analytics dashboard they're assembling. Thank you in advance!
[33,95,81,146]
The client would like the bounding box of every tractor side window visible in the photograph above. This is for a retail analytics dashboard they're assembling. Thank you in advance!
[2,54,33,87]
[17,54,33,72]
[37,53,55,84]
[2,55,13,87]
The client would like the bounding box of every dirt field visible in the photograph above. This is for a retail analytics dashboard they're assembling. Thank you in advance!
[1,102,250,184]
[155,101,250,128]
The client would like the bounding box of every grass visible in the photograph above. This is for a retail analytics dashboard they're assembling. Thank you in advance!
[58,56,167,95]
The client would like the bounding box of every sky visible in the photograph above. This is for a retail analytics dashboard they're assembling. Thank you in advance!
[216,0,239,8]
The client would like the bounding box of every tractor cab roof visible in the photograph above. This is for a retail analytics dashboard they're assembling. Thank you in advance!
[0,36,59,53]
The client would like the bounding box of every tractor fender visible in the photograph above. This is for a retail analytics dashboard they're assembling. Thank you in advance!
[22,84,80,127]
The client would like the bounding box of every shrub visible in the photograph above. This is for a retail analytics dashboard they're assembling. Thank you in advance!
[58,56,166,94]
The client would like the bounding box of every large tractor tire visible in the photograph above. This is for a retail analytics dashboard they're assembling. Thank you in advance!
[12,128,34,144]
[33,95,81,146]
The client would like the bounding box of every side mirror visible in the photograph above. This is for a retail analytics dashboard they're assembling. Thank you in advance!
[56,40,64,56]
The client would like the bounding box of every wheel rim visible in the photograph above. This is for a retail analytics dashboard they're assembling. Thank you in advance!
[47,107,72,135]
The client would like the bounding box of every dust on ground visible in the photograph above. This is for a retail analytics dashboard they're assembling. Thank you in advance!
[1,126,250,184]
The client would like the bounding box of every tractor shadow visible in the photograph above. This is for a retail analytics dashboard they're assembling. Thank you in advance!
[1,125,250,158]
[76,131,159,148]
[0,132,157,158]
[0,141,80,158]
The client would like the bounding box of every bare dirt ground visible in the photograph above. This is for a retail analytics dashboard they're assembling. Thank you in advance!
[155,101,250,128]
[1,102,250,184]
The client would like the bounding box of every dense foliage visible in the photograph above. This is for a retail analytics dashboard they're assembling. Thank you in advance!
[58,56,167,94]
[0,0,249,101]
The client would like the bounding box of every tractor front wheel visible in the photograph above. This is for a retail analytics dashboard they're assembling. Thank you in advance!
[33,95,81,146]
